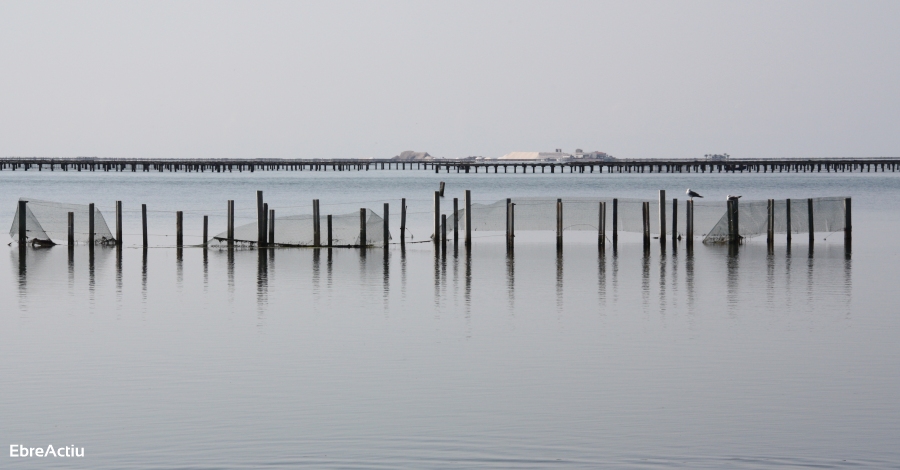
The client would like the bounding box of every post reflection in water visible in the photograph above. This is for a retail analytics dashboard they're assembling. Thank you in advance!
[17,245,26,303]
[641,245,650,311]
[726,244,740,315]
[116,245,123,300]
[257,248,268,314]
[400,243,406,301]
[597,250,606,307]
[382,246,389,307]
[658,245,667,314]
[88,244,95,300]
[685,245,695,311]
[142,247,148,300]
[556,249,563,311]
[327,248,333,290]
[176,247,183,289]
[227,245,235,298]
[464,248,472,309]
[312,248,321,298]
[612,245,619,304]
[203,247,209,292]
[68,245,75,292]
[506,248,515,311]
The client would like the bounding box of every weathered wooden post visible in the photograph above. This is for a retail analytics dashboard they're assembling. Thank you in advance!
[733,198,740,245]
[506,198,512,248]
[807,198,814,244]
[313,199,321,246]
[227,200,234,246]
[686,199,693,243]
[400,197,407,244]
[383,203,389,246]
[176,211,183,247]
[115,200,123,243]
[434,191,441,244]
[726,199,734,244]
[18,200,27,243]
[598,201,606,250]
[844,197,852,244]
[257,190,265,247]
[68,212,75,246]
[786,199,792,244]
[203,215,209,245]
[268,209,275,245]
[142,204,148,247]
[439,181,445,197]
[672,198,678,243]
[360,208,367,247]
[441,214,447,250]
[556,199,563,251]
[465,190,472,249]
[327,214,333,247]
[642,201,650,248]
[453,197,459,244]
[767,199,774,246]
[659,190,666,245]
[509,201,515,249]
[88,203,95,245]
[612,198,618,246]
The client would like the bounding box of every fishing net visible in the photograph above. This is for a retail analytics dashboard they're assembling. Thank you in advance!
[210,209,387,247]
[9,198,114,245]
[703,197,848,243]
[453,197,725,236]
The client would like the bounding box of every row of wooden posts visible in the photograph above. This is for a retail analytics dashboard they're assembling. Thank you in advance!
[16,190,851,250]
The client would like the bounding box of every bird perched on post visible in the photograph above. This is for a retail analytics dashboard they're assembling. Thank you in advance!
[686,189,703,200]
[727,195,742,201]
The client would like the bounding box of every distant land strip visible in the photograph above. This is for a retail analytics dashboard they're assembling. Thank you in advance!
[0,157,898,174]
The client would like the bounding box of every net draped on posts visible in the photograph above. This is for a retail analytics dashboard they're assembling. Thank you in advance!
[444,197,847,243]
[9,198,114,244]
[211,209,387,247]
[702,197,847,243]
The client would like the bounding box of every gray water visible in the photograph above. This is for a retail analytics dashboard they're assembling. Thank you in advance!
[2,171,899,468]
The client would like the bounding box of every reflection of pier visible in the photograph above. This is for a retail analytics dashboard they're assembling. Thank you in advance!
[0,157,898,174]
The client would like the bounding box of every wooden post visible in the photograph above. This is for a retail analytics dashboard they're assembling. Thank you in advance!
[465,190,472,249]
[88,203,95,245]
[360,208,367,247]
[203,215,209,245]
[68,212,75,245]
[227,200,234,245]
[556,198,563,251]
[434,191,441,244]
[453,197,459,242]
[726,199,734,244]
[686,199,693,242]
[671,198,678,243]
[734,198,740,244]
[598,201,606,250]
[506,198,511,247]
[268,209,275,245]
[313,199,320,246]
[400,197,407,243]
[441,214,447,247]
[786,199,792,244]
[767,199,774,246]
[642,201,650,248]
[612,198,618,246]
[115,200,122,243]
[18,200,27,243]
[327,214,333,247]
[439,181,445,197]
[176,211,183,247]
[142,204,148,247]
[808,198,814,244]
[844,197,852,244]
[658,190,666,245]
[510,201,515,249]
[383,203,389,246]
[257,190,265,247]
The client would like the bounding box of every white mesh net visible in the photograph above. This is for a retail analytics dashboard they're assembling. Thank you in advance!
[210,209,388,247]
[9,198,114,245]
[703,197,847,243]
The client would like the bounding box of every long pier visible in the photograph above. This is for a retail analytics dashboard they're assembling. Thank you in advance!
[1,157,898,174]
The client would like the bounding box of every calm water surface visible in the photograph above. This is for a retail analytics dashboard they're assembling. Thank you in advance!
[1,171,899,468]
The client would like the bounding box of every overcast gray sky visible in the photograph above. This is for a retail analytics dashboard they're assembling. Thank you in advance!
[1,1,898,159]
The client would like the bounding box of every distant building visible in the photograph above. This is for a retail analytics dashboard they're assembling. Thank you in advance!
[392,150,433,161]
[705,153,730,161]
[499,150,615,161]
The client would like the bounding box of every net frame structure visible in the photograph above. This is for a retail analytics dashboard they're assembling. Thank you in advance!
[9,198,114,245]
[446,196,847,243]
[210,208,388,247]
[702,197,848,243]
